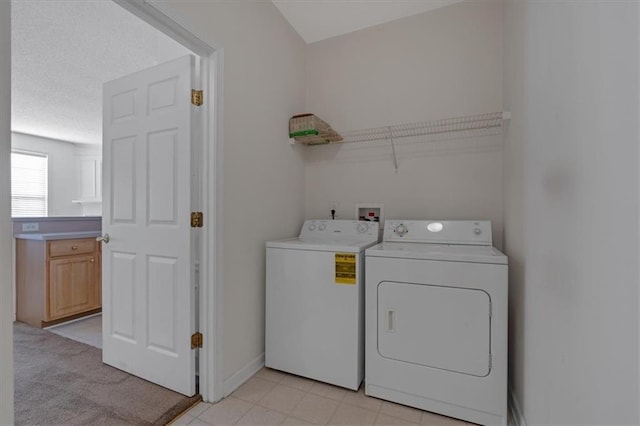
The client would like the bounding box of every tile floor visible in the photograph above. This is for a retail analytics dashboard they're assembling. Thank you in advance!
[46,313,102,349]
[171,368,472,426]
[42,318,481,425]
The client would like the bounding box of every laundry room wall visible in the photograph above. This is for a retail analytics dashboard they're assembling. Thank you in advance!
[504,1,639,424]
[303,1,504,247]
[0,1,14,423]
[146,1,307,392]
[12,132,83,216]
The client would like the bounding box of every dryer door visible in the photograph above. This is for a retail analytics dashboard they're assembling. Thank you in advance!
[377,281,491,377]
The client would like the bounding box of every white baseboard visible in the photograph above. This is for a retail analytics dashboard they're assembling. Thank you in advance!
[222,352,264,398]
[508,386,527,426]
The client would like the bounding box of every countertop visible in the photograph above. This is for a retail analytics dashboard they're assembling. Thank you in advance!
[12,216,101,222]
[14,231,101,241]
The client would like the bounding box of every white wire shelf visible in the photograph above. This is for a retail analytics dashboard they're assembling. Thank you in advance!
[338,112,510,144]
[307,112,511,172]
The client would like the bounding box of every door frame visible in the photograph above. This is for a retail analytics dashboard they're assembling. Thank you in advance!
[113,0,224,403]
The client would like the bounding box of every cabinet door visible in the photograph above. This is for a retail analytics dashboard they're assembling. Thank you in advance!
[77,156,102,200]
[48,254,97,320]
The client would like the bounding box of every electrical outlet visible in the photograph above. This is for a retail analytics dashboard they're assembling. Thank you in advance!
[22,223,39,232]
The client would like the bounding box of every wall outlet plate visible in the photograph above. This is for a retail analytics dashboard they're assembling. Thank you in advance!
[22,223,39,232]
[356,203,384,229]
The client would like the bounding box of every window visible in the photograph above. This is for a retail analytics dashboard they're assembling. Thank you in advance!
[11,151,48,217]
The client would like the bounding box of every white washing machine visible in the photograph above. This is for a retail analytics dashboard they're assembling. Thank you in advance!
[266,219,380,390]
[365,220,508,426]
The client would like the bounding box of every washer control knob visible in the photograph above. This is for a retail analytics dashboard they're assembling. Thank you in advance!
[474,227,482,235]
[308,224,316,231]
[357,223,369,233]
[318,224,326,231]
[394,224,408,236]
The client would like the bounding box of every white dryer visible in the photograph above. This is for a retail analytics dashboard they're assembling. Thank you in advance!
[266,220,379,390]
[365,220,508,426]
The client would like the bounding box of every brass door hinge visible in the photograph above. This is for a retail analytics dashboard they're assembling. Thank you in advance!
[191,332,203,349]
[191,212,203,228]
[191,90,204,106]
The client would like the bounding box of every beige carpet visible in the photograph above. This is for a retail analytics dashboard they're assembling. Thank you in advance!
[14,322,200,425]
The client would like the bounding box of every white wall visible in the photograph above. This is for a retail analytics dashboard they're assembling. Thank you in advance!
[74,143,101,158]
[504,1,639,424]
[146,1,307,383]
[304,1,505,246]
[154,32,194,65]
[12,132,82,216]
[0,1,14,423]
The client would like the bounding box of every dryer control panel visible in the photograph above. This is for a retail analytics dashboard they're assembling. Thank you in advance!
[383,220,492,246]
[300,220,379,242]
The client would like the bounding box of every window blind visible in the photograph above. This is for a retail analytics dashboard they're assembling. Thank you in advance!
[11,151,48,217]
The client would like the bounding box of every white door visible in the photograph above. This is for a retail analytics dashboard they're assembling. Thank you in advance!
[101,55,197,396]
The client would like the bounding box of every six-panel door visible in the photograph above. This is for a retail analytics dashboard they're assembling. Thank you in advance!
[101,54,196,396]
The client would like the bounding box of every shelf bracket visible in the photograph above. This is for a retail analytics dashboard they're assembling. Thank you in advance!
[387,127,399,173]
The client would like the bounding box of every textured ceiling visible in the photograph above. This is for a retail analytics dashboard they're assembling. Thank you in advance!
[272,0,465,44]
[13,1,461,144]
[12,0,191,145]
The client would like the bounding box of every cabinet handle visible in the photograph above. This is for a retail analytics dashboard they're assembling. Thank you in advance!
[71,246,78,250]
[90,258,95,263]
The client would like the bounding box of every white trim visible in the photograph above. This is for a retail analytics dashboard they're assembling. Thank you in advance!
[0,2,14,422]
[112,0,215,56]
[508,387,527,426]
[208,48,225,403]
[638,4,640,424]
[112,0,223,403]
[198,47,225,404]
[222,353,265,398]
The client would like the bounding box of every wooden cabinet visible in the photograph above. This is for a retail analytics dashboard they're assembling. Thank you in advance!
[16,237,101,328]
[48,254,97,320]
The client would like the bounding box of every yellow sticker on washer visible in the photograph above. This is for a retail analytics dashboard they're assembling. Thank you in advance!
[335,253,356,285]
